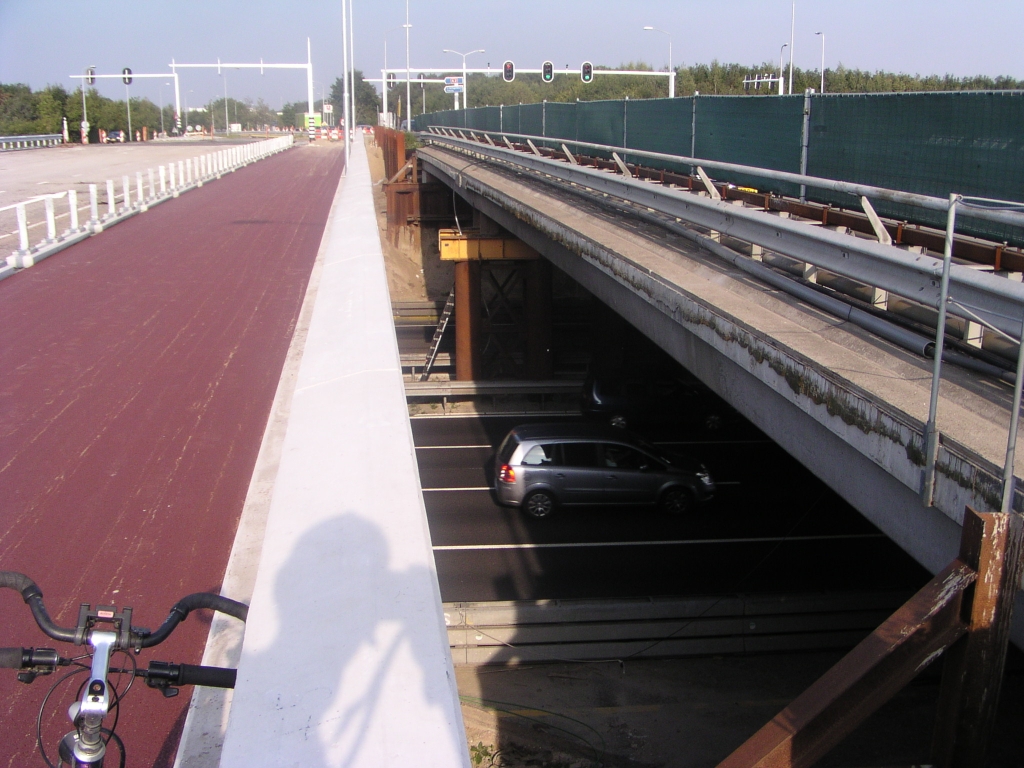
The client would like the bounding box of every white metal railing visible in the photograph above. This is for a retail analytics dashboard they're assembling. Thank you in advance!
[3,135,294,269]
[0,134,63,151]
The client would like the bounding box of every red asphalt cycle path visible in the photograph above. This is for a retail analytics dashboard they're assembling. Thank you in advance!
[0,143,346,767]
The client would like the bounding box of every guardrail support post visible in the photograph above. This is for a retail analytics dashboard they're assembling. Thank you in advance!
[89,184,101,231]
[43,196,56,243]
[169,163,178,197]
[15,203,29,254]
[922,194,959,506]
[159,166,167,195]
[67,190,79,233]
[178,161,185,187]
[136,173,147,211]
[105,179,116,218]
[148,168,155,200]
[122,176,131,211]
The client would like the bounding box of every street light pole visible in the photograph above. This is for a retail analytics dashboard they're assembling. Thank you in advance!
[222,73,229,135]
[442,49,484,110]
[405,0,412,128]
[779,44,788,95]
[159,83,168,134]
[816,31,825,93]
[788,0,796,96]
[125,82,132,141]
[642,26,674,97]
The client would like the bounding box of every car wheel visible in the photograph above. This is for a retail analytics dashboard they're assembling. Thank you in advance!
[523,490,557,519]
[661,487,694,516]
[610,414,628,429]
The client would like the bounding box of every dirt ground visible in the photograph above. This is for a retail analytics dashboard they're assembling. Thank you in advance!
[365,137,453,303]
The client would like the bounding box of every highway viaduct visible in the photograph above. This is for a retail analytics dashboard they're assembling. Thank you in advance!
[414,134,1024,648]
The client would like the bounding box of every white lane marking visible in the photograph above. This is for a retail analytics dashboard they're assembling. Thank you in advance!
[654,440,773,446]
[421,482,741,491]
[433,533,885,551]
[423,487,492,492]
[416,444,492,450]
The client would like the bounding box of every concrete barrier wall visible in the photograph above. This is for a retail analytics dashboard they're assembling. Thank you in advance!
[218,139,469,767]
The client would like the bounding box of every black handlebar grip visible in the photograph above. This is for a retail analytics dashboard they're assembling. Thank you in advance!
[177,664,236,689]
[0,648,25,669]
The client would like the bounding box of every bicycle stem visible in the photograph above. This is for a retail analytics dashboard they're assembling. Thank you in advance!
[70,630,117,766]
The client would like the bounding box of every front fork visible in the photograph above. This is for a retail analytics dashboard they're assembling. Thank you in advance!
[59,630,116,767]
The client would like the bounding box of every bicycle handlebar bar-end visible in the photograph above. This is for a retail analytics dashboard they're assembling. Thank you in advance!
[0,572,78,644]
[0,647,25,669]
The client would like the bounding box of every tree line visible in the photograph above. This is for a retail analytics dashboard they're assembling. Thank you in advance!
[5,63,1021,138]
[0,82,295,140]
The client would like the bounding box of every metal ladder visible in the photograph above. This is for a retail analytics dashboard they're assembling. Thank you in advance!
[420,287,456,381]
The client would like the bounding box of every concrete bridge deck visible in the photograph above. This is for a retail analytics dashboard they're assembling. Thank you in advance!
[418,143,1024,645]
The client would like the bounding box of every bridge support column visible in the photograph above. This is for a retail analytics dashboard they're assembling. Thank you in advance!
[454,260,481,380]
[524,258,553,379]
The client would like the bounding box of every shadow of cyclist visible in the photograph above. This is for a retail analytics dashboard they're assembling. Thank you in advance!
[219,512,466,768]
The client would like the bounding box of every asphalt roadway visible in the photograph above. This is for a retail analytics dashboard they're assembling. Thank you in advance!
[0,142,345,767]
[411,413,930,603]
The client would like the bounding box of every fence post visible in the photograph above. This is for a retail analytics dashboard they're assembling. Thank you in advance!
[169,163,178,197]
[922,194,960,506]
[68,190,79,232]
[623,99,628,149]
[15,203,29,253]
[691,95,698,172]
[122,176,131,211]
[136,172,146,210]
[179,160,185,185]
[159,166,167,195]
[148,168,155,200]
[800,88,814,202]
[44,196,56,242]
[89,184,100,229]
[106,179,116,218]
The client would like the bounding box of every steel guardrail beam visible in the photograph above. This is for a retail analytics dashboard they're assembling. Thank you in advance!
[421,135,1024,339]
[423,128,1024,232]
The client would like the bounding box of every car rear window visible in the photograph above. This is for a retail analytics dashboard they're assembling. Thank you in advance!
[497,432,520,464]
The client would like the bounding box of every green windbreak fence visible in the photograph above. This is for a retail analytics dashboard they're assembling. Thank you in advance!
[414,91,1024,246]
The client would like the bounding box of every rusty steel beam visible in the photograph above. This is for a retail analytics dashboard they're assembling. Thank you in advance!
[454,260,481,380]
[715,560,972,768]
[931,509,1024,768]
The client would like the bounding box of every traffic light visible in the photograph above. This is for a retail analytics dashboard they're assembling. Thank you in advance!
[503,60,515,82]
[581,61,593,84]
[542,61,554,83]
[122,67,132,86]
[85,67,95,86]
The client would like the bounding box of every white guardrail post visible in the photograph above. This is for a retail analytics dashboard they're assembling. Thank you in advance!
[43,196,56,244]
[89,184,100,230]
[137,173,146,211]
[68,190,79,233]
[105,180,116,218]
[15,203,29,254]
[122,176,131,212]
[159,166,167,195]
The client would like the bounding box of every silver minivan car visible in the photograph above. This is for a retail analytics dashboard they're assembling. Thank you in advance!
[494,423,715,518]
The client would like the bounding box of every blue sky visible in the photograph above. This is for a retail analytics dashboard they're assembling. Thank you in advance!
[1,0,1021,109]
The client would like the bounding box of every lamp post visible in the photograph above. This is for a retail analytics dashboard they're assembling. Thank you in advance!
[158,82,169,135]
[788,0,796,96]
[81,65,95,143]
[642,26,674,97]
[405,0,412,127]
[779,44,788,95]
[442,48,484,110]
[221,73,229,135]
[186,90,193,133]
[815,31,825,93]
[383,26,404,128]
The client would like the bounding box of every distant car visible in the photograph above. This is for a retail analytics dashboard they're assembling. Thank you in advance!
[104,130,124,144]
[494,422,715,518]
[580,370,730,431]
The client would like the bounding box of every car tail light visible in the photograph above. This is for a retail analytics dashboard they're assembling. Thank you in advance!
[498,464,516,483]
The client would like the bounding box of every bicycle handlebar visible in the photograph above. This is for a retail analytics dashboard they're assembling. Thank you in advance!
[0,572,248,649]
[0,647,24,668]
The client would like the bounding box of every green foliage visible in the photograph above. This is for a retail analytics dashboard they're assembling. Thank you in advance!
[468,742,498,767]
[407,62,1024,114]
[329,70,382,126]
